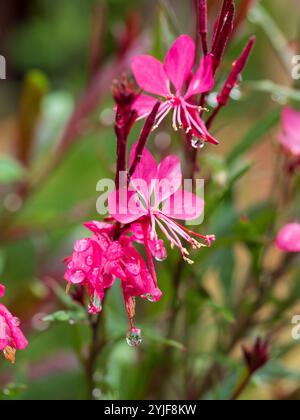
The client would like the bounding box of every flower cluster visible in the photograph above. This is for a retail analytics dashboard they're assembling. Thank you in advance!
[63,1,256,345]
[0,284,28,364]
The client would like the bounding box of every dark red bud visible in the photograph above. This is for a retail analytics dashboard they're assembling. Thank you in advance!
[217,36,256,106]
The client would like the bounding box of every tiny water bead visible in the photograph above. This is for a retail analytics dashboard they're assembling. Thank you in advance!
[86,256,94,266]
[142,294,155,303]
[70,269,86,284]
[91,293,102,312]
[126,328,142,347]
[191,136,205,149]
[74,239,90,253]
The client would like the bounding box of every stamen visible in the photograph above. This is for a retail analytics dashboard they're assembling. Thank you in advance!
[177,105,183,129]
[172,106,178,131]
[181,102,192,133]
[183,257,194,265]
[153,103,172,130]
[155,218,180,251]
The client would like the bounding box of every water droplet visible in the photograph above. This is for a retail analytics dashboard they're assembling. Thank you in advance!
[74,239,90,253]
[126,328,142,347]
[154,242,167,262]
[11,317,21,327]
[70,270,85,284]
[89,293,102,313]
[142,294,155,303]
[97,234,110,251]
[86,256,93,266]
[126,263,140,276]
[92,388,102,400]
[191,136,205,149]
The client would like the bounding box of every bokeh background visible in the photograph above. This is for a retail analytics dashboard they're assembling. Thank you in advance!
[0,0,300,400]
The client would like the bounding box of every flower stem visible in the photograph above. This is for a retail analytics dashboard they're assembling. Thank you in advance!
[230,369,252,400]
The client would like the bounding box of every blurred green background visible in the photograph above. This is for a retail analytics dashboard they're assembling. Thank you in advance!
[0,0,300,400]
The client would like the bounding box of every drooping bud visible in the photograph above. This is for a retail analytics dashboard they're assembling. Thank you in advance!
[112,75,139,189]
[217,36,256,107]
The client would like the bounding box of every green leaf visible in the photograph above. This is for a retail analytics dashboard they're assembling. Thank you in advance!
[249,4,293,74]
[258,361,300,382]
[227,108,280,164]
[143,329,187,351]
[207,301,235,324]
[246,80,300,102]
[0,156,25,183]
[43,310,87,323]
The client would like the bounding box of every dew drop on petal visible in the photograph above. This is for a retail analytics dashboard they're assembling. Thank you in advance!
[92,293,102,312]
[70,270,85,284]
[74,239,90,253]
[86,256,94,266]
[126,328,142,347]
[191,136,205,149]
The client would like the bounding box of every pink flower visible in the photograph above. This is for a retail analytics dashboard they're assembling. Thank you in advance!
[0,284,28,364]
[109,144,215,264]
[276,223,300,253]
[131,34,218,146]
[64,221,161,332]
[279,107,300,157]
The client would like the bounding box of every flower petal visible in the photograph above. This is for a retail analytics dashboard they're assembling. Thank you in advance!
[83,221,114,235]
[282,107,300,137]
[130,143,158,203]
[164,35,195,93]
[131,55,170,96]
[108,188,148,224]
[133,95,160,119]
[279,107,300,156]
[181,107,219,145]
[120,242,162,301]
[276,223,300,253]
[162,190,204,220]
[185,54,214,98]
[155,155,182,205]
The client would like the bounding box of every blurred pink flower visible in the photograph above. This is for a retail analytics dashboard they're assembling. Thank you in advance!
[0,284,28,364]
[276,223,300,253]
[131,34,218,146]
[64,221,161,323]
[109,144,215,263]
[279,107,300,157]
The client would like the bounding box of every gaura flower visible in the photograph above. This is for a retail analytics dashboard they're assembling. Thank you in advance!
[64,221,161,339]
[276,223,300,253]
[131,34,218,146]
[279,107,300,157]
[109,144,215,264]
[0,284,28,364]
